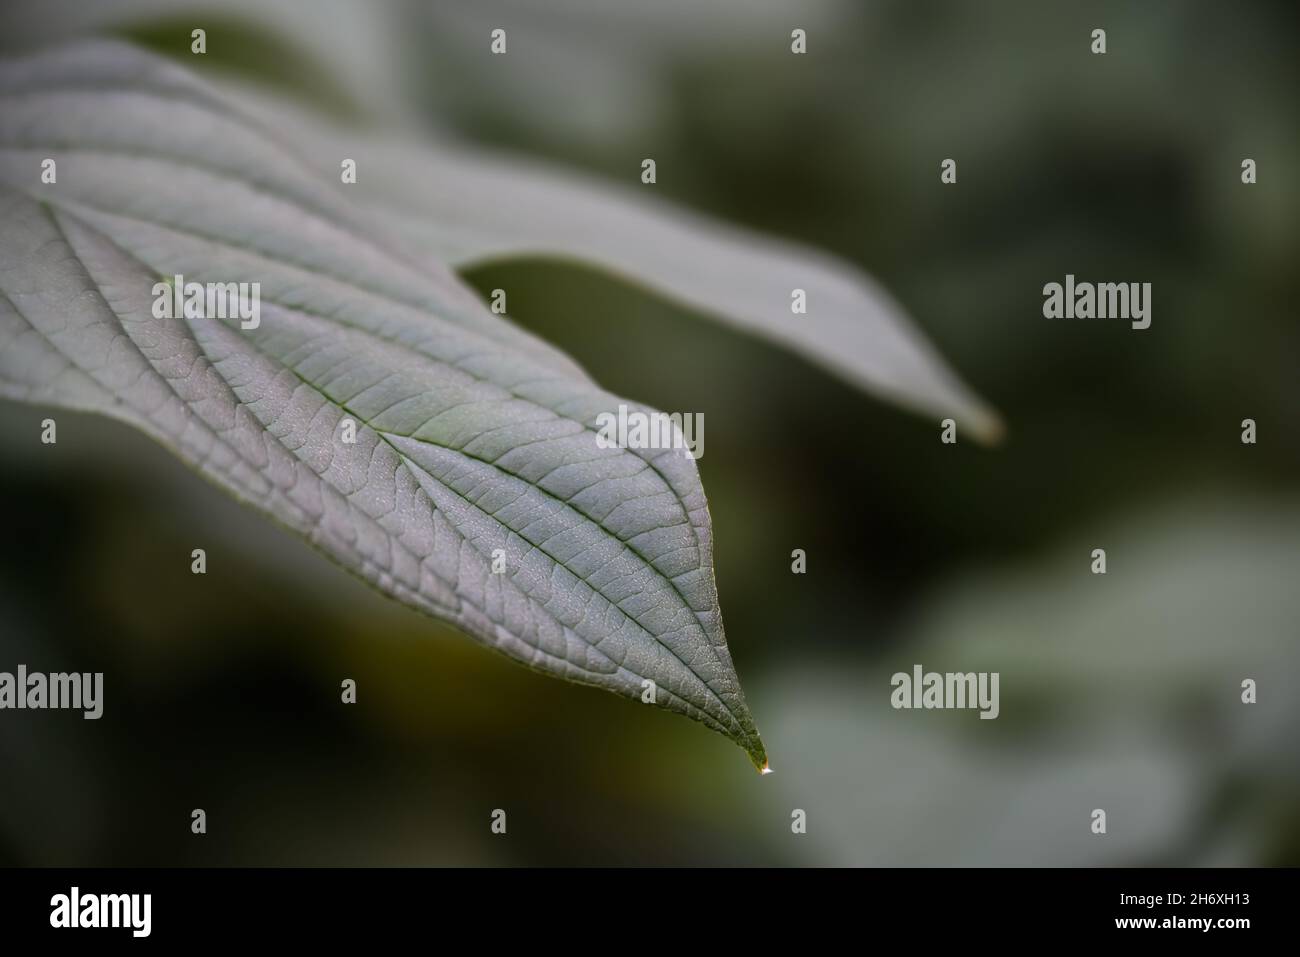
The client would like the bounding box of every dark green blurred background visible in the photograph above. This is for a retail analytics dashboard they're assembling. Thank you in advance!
[1,0,1297,865]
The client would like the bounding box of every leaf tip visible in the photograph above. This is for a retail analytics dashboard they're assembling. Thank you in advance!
[742,738,770,775]
[961,404,1007,448]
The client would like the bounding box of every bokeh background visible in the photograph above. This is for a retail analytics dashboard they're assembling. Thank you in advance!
[1,0,1297,865]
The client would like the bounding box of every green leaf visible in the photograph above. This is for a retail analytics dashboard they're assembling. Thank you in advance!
[0,39,998,767]
[208,78,1003,441]
[0,41,769,768]
[348,140,1004,442]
